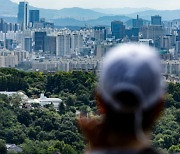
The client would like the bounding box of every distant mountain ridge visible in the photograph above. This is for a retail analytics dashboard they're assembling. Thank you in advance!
[92,7,152,15]
[38,7,107,20]
[51,15,131,27]
[0,0,106,20]
[0,0,17,16]
[127,10,180,21]
[1,0,180,25]
[93,8,180,21]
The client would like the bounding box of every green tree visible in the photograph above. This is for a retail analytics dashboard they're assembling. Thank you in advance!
[59,102,66,114]
[0,139,7,154]
[17,110,32,127]
[169,144,180,153]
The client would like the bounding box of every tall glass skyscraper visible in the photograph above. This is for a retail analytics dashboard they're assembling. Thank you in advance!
[35,32,47,52]
[111,21,125,39]
[18,1,28,30]
[29,10,40,26]
[151,15,162,26]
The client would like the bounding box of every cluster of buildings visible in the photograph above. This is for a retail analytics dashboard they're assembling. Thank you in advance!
[0,1,180,82]
[31,57,100,72]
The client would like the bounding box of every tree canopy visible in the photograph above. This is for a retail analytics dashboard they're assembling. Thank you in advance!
[0,68,179,153]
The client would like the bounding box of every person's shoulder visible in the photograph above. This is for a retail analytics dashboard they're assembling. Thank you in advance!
[87,147,164,154]
[139,147,163,154]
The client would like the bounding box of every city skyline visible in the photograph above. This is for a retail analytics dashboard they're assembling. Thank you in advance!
[10,0,180,10]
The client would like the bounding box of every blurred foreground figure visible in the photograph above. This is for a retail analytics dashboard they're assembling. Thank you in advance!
[79,43,165,154]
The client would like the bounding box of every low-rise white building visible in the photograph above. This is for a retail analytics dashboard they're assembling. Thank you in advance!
[139,39,154,46]
[0,91,17,97]
[0,91,62,110]
[37,94,62,110]
[6,144,22,153]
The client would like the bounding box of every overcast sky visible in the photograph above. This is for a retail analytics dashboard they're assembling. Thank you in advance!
[11,0,180,10]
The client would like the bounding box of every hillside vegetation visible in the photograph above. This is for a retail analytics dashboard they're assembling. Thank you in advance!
[0,68,179,153]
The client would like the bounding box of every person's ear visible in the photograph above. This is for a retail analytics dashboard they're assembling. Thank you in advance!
[95,92,107,114]
[154,98,165,119]
[150,98,165,123]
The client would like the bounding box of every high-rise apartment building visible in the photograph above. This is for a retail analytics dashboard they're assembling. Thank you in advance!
[125,28,139,41]
[176,41,180,54]
[71,33,83,54]
[177,30,180,41]
[14,23,20,32]
[5,39,13,50]
[0,56,5,67]
[161,35,171,50]
[0,18,4,32]
[92,26,107,42]
[111,21,125,39]
[0,55,18,68]
[151,15,162,25]
[56,34,71,57]
[141,25,165,48]
[45,36,56,54]
[141,25,164,40]
[14,50,29,63]
[18,1,28,30]
[0,19,9,33]
[4,55,19,68]
[24,37,32,52]
[29,10,40,26]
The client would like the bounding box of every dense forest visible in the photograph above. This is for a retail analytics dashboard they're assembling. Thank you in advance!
[0,68,179,154]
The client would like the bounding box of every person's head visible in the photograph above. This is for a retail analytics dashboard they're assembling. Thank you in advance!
[80,43,165,149]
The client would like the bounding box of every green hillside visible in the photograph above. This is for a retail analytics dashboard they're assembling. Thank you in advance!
[0,68,179,153]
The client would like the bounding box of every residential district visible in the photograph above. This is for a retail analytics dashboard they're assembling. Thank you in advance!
[0,2,180,83]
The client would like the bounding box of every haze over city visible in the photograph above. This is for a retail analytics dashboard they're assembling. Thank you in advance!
[11,0,180,10]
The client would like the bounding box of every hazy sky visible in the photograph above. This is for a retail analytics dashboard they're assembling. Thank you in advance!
[11,0,180,10]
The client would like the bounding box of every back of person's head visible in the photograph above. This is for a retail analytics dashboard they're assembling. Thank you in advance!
[99,43,164,111]
[79,43,165,150]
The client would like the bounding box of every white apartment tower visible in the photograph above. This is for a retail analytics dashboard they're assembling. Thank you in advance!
[56,33,71,57]
[71,33,83,55]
